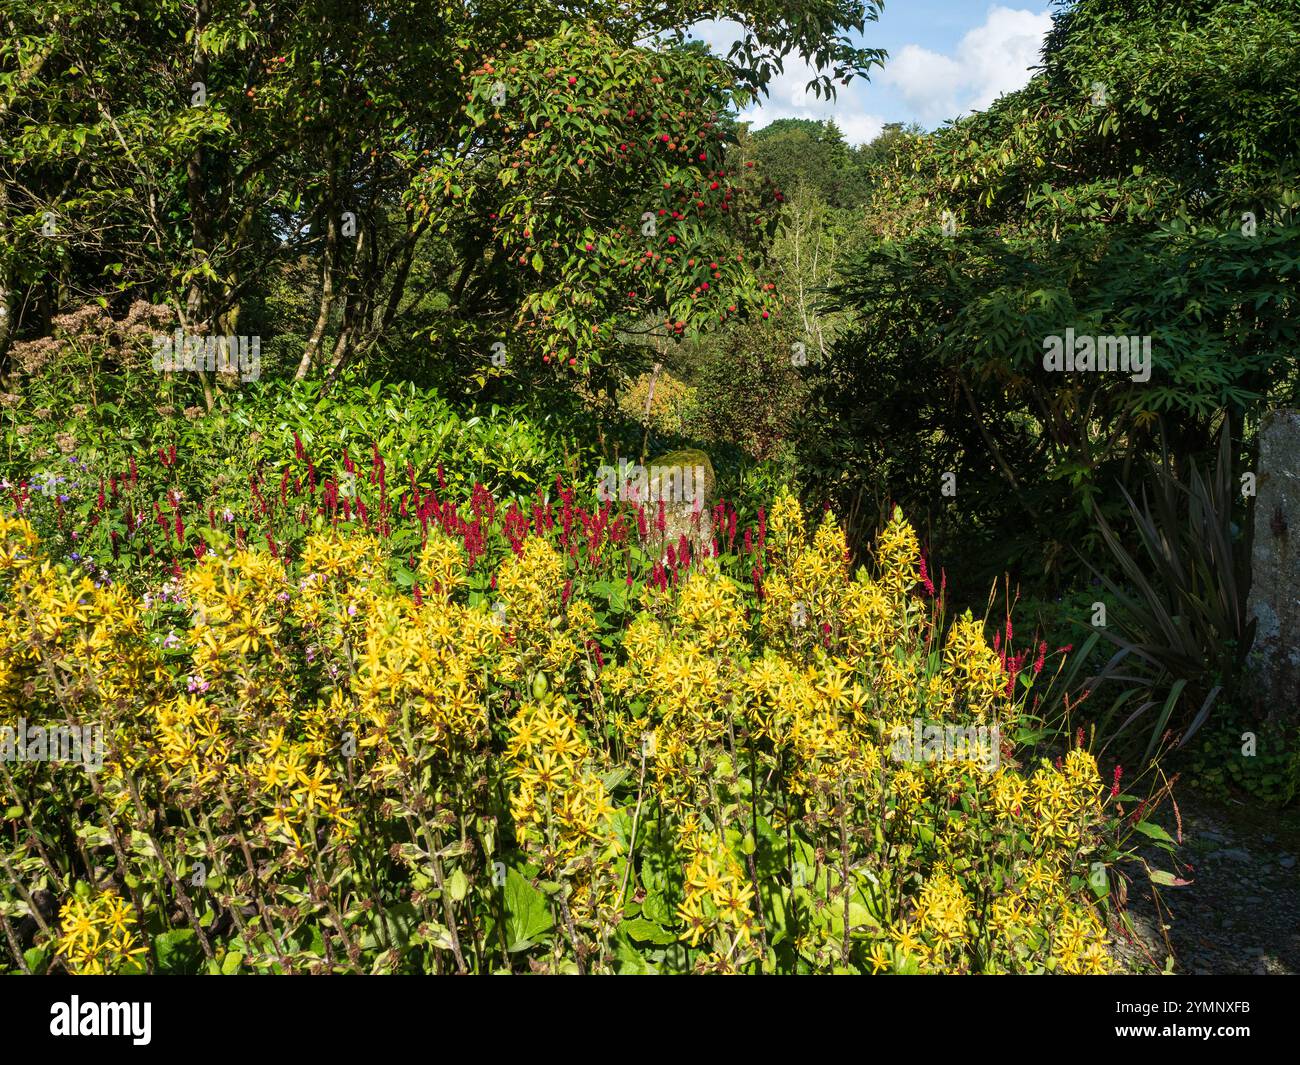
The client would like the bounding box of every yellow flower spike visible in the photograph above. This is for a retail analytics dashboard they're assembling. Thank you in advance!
[766,490,807,570]
[876,506,922,593]
[416,527,469,599]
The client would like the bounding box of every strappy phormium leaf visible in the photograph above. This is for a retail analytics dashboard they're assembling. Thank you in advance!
[1078,421,1255,763]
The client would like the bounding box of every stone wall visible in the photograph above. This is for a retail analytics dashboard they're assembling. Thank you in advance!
[1247,409,1300,716]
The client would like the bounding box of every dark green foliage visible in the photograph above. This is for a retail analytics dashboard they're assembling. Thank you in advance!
[804,0,1300,589]
[749,119,871,208]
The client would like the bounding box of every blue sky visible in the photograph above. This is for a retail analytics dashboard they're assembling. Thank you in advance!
[687,2,1057,144]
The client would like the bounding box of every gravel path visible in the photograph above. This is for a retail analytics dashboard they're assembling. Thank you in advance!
[1111,790,1300,975]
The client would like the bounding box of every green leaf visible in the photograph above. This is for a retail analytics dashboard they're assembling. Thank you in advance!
[504,868,554,951]
[641,888,674,926]
[154,928,203,974]
[621,916,677,945]
[1148,868,1192,887]
[1132,820,1176,845]
[612,931,656,974]
[358,902,419,952]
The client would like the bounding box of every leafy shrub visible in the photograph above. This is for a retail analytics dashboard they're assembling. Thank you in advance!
[618,368,697,439]
[1180,713,1300,808]
[687,319,807,462]
[3,369,603,585]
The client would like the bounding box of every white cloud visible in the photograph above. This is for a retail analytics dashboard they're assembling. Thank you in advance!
[881,45,964,121]
[687,18,744,56]
[686,19,886,145]
[744,58,888,145]
[879,7,1052,123]
[686,7,1052,144]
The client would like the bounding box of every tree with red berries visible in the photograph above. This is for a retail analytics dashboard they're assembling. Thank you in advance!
[0,0,884,390]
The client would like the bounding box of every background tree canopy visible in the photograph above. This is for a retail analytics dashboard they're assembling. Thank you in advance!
[799,0,1300,593]
[0,0,884,389]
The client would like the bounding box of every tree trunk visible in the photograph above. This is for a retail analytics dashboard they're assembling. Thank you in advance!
[0,180,12,369]
[324,220,367,380]
[185,0,212,329]
[297,163,341,380]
